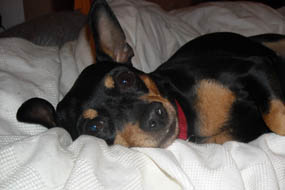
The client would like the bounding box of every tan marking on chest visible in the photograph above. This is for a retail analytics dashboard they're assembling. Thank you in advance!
[195,80,235,137]
[263,99,285,135]
[82,109,98,120]
[104,75,115,88]
[263,39,285,58]
[204,131,233,144]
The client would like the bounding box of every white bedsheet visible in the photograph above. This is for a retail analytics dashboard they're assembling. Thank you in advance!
[1,0,285,189]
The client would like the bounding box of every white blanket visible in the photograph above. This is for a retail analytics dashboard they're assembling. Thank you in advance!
[1,0,285,189]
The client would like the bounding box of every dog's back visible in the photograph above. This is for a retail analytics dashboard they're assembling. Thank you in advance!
[152,32,285,143]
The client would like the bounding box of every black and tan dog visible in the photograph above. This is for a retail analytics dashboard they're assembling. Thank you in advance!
[17,0,285,148]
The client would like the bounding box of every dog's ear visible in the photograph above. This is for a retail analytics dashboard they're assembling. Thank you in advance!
[17,98,57,129]
[88,0,134,63]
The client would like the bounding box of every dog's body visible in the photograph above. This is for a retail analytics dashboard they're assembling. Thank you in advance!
[17,0,285,147]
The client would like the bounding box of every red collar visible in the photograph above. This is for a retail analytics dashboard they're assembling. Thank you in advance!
[175,100,188,140]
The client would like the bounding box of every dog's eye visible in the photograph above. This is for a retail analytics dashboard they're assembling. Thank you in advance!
[117,71,135,89]
[88,119,105,132]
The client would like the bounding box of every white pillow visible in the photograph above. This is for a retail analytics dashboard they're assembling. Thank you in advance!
[0,38,59,139]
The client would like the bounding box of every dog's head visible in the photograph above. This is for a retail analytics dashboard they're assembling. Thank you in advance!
[17,0,179,148]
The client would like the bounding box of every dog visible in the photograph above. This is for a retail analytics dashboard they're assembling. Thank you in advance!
[16,0,285,148]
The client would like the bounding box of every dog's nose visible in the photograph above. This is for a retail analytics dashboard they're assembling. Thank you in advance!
[143,102,168,131]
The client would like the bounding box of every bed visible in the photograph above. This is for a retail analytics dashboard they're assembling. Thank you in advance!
[0,0,285,189]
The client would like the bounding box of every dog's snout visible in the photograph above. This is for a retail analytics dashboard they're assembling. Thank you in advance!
[142,102,168,131]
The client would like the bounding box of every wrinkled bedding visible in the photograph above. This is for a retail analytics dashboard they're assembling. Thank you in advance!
[0,0,285,189]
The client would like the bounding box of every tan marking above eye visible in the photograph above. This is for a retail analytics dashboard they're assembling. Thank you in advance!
[104,75,115,88]
[138,75,175,116]
[82,109,98,119]
[139,78,177,124]
[262,99,285,135]
[195,80,236,138]
[138,75,178,146]
[139,75,160,96]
